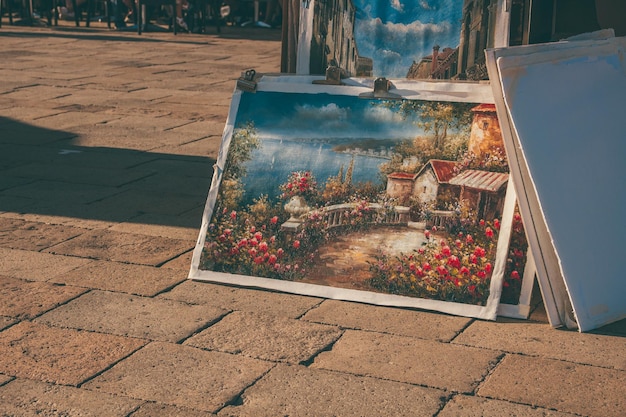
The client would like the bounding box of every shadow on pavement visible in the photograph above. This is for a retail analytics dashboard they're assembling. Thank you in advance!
[0,116,215,229]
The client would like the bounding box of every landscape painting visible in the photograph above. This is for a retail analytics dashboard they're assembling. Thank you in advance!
[190,84,525,319]
[303,0,500,81]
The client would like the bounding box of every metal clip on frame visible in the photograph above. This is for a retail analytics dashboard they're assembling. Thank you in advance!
[237,69,258,92]
[359,77,402,99]
[312,66,343,85]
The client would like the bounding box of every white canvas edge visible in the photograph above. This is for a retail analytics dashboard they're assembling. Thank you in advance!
[188,77,517,321]
[486,37,626,331]
[485,48,571,329]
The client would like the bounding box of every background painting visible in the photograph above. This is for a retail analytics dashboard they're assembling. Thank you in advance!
[191,85,523,316]
[305,0,499,81]
[353,0,462,77]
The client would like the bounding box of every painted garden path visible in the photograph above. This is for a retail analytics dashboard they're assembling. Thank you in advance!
[301,226,427,289]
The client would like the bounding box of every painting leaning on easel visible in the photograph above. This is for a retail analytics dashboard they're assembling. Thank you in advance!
[189,80,526,320]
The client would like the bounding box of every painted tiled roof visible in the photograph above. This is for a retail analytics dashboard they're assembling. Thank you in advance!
[428,159,459,183]
[388,172,418,180]
[449,169,508,192]
[471,103,496,113]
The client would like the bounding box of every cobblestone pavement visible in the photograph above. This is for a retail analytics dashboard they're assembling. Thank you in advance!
[0,22,625,417]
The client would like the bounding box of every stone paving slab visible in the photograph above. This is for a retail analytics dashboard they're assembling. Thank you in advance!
[154,136,224,158]
[0,218,87,251]
[184,311,342,363]
[67,124,200,151]
[478,354,626,417]
[438,394,575,417]
[0,317,17,331]
[94,189,204,216]
[0,374,12,385]
[218,364,445,417]
[104,114,192,132]
[0,247,91,281]
[0,207,129,230]
[127,157,214,178]
[0,276,86,319]
[122,170,213,197]
[0,378,142,417]
[44,229,192,266]
[36,290,227,342]
[3,179,121,205]
[0,122,76,145]
[312,329,501,393]
[83,342,274,413]
[29,110,121,131]
[3,162,154,187]
[0,321,145,386]
[160,250,194,272]
[453,318,626,370]
[303,299,472,342]
[50,259,186,296]
[0,106,66,121]
[159,280,322,318]
[108,215,201,241]
[130,402,216,417]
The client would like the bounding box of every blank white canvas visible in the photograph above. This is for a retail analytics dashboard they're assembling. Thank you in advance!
[490,38,626,331]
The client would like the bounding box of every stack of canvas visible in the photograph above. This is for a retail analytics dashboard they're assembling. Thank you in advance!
[189,0,624,331]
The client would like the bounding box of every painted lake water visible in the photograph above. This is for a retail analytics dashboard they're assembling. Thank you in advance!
[242,138,394,204]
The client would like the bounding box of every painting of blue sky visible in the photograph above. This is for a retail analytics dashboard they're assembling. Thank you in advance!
[353,0,463,77]
[235,91,424,141]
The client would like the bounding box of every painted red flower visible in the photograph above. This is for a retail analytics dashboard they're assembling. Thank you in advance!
[254,256,264,265]
[293,240,301,249]
[460,266,470,275]
[485,262,492,273]
[424,230,431,239]
[511,270,521,280]
[466,234,474,244]
[258,242,269,253]
[441,245,451,257]
[230,211,237,220]
[485,227,494,238]
[268,254,277,264]
[494,219,500,230]
[254,232,263,241]
[423,262,431,271]
[474,246,486,258]
[479,219,485,227]
[270,216,279,224]
[447,255,461,269]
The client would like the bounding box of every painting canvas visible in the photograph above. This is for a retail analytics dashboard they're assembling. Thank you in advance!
[190,77,526,320]
[486,36,626,331]
[297,0,507,81]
